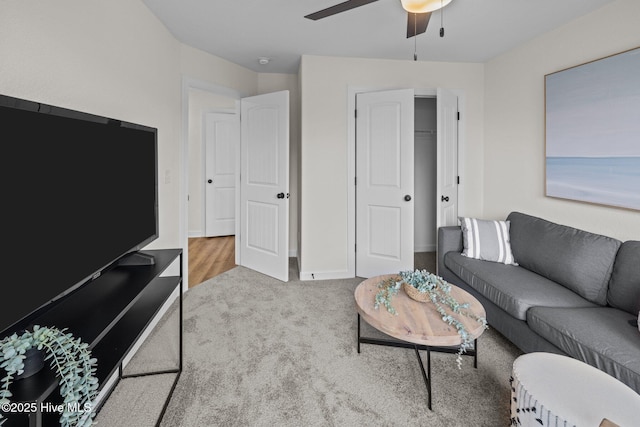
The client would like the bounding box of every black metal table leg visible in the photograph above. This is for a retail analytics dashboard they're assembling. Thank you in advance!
[356,317,479,411]
[474,338,478,369]
[414,345,432,410]
[357,314,361,354]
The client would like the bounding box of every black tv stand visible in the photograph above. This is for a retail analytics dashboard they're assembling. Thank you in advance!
[117,250,157,266]
[2,249,183,427]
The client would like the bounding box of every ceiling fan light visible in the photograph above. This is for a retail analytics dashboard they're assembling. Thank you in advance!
[400,0,452,13]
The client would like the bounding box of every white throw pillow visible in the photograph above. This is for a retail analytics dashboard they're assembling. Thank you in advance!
[459,217,517,265]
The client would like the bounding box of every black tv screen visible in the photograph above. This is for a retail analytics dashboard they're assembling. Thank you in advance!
[1,94,158,335]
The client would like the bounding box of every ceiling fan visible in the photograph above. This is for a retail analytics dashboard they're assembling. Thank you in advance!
[304,0,453,38]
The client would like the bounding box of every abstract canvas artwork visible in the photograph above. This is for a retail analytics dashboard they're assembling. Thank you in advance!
[545,47,640,211]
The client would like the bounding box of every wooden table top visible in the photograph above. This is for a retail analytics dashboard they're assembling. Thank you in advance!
[354,274,487,347]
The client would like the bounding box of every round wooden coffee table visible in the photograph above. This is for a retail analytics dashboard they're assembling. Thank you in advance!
[354,274,487,409]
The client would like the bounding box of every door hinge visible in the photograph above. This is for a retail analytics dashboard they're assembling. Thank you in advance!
[354,177,357,186]
[457,176,460,185]
[355,109,357,119]
[457,111,460,120]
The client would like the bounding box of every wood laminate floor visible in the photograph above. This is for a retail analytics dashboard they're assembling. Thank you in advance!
[188,236,236,288]
[188,237,435,288]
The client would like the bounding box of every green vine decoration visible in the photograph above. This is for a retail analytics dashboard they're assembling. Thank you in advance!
[0,326,98,426]
[374,270,488,368]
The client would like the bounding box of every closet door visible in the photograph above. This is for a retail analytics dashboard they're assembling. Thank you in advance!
[436,88,458,228]
[356,89,415,278]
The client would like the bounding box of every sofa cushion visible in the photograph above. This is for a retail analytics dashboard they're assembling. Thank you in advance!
[527,306,640,394]
[444,252,596,320]
[507,212,621,306]
[607,241,640,315]
[459,217,517,265]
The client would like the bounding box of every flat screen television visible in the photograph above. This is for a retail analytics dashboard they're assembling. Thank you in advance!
[0,94,158,336]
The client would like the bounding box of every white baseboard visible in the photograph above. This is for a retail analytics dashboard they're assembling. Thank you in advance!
[93,370,119,412]
[122,288,180,367]
[92,288,179,414]
[299,269,353,281]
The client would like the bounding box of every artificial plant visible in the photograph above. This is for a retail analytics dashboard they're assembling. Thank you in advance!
[374,269,488,368]
[0,326,98,426]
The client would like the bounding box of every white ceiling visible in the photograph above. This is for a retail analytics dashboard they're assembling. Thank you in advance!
[142,0,616,74]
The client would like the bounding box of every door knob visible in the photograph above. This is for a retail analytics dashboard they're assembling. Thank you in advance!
[277,192,285,199]
[441,195,449,202]
[404,195,412,202]
[207,179,213,184]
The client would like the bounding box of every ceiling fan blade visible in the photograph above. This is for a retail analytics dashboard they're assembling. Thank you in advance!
[406,12,431,38]
[305,0,379,20]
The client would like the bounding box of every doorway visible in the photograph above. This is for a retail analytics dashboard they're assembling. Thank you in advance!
[182,81,290,286]
[183,83,241,290]
[414,97,437,269]
[350,87,459,278]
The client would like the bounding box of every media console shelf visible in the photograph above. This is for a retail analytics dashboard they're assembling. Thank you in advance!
[3,249,183,427]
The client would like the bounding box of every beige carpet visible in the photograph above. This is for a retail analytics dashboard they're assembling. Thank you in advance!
[96,261,522,426]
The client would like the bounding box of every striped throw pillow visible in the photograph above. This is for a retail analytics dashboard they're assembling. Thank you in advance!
[459,217,517,265]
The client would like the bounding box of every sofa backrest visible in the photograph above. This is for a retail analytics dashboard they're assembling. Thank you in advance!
[507,212,621,306]
[607,241,640,315]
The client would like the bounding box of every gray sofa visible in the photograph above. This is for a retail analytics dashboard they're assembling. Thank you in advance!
[437,211,640,394]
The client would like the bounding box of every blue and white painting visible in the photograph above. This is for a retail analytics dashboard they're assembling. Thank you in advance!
[545,47,640,211]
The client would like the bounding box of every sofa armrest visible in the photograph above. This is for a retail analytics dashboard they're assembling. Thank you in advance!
[437,226,463,278]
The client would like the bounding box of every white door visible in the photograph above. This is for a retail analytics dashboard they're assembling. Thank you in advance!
[205,112,239,237]
[239,91,289,282]
[356,89,415,278]
[436,88,459,227]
